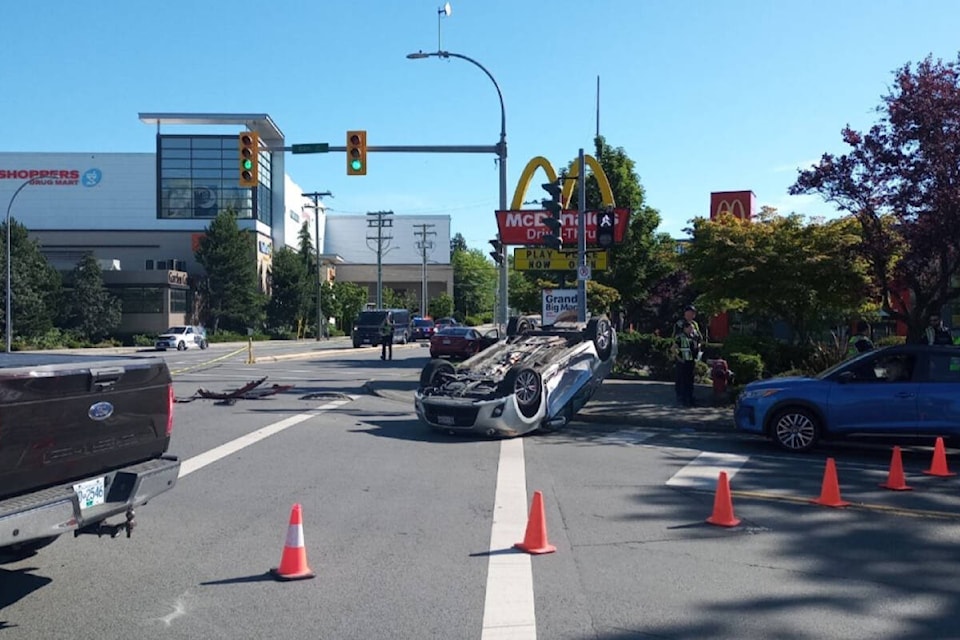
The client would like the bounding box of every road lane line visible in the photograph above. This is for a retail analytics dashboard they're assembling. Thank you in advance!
[177,398,355,478]
[665,451,750,489]
[481,438,537,640]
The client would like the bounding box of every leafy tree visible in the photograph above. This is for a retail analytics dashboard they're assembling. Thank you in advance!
[332,280,368,332]
[0,219,61,340]
[453,247,497,318]
[61,253,121,342]
[586,280,621,316]
[791,54,960,341]
[450,233,468,254]
[637,268,695,335]
[383,286,417,312]
[428,292,454,319]
[194,210,265,333]
[681,208,872,342]
[267,247,310,335]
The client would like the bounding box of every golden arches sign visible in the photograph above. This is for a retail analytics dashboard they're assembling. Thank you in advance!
[714,199,746,219]
[510,155,616,210]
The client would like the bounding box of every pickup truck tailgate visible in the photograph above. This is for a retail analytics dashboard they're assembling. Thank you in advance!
[0,354,173,501]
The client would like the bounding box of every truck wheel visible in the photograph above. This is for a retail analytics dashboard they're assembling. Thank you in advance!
[585,317,614,361]
[0,535,60,562]
[177,341,187,351]
[500,366,542,418]
[420,359,455,389]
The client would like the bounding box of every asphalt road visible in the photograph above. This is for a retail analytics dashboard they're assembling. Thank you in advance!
[4,342,960,639]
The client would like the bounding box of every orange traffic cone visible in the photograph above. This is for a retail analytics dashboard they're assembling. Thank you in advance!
[923,437,956,477]
[811,458,850,508]
[270,504,316,581]
[514,491,556,555]
[880,446,913,491]
[706,471,740,527]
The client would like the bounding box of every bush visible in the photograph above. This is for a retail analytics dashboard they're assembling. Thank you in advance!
[132,334,155,347]
[615,331,677,380]
[464,315,483,327]
[207,330,271,343]
[328,327,345,337]
[877,334,906,347]
[727,352,764,385]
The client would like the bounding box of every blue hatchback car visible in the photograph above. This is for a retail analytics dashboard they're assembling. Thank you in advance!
[735,344,960,452]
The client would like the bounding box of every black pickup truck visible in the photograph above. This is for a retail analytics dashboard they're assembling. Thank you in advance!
[0,353,180,560]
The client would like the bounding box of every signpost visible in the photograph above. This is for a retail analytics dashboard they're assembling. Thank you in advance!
[577,264,591,281]
[513,248,608,271]
[291,143,330,154]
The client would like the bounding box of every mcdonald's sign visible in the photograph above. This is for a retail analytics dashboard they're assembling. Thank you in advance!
[709,191,755,221]
[495,155,630,246]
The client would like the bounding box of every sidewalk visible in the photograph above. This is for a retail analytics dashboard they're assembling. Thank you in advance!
[363,374,736,433]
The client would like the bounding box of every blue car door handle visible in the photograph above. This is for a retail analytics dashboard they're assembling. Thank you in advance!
[894,392,915,398]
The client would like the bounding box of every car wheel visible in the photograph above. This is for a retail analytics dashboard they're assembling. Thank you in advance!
[506,316,533,338]
[353,341,361,348]
[200,339,209,350]
[500,366,542,419]
[177,341,186,351]
[770,407,821,452]
[420,359,455,389]
[586,317,614,361]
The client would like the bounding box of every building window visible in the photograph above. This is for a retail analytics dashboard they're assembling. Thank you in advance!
[170,289,187,313]
[145,259,155,270]
[116,287,164,314]
[157,134,272,223]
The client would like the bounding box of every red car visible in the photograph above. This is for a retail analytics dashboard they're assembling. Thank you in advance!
[429,327,501,359]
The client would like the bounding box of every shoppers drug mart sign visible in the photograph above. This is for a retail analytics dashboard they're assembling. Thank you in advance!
[0,168,102,187]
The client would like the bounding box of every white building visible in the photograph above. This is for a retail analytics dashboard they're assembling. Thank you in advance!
[0,112,452,334]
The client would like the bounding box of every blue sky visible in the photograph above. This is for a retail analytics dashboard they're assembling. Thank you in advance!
[5,0,960,249]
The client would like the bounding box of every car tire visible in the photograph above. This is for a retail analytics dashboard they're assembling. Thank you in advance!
[420,359,455,389]
[353,341,361,348]
[770,407,821,453]
[200,339,209,350]
[500,366,542,419]
[177,341,186,351]
[506,316,532,338]
[585,317,614,361]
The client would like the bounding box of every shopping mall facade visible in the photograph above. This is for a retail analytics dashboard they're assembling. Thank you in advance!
[0,113,452,334]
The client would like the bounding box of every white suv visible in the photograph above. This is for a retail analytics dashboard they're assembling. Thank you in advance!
[155,325,208,351]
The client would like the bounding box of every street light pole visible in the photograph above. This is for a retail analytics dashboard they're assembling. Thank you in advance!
[5,176,42,353]
[303,191,332,341]
[406,49,508,327]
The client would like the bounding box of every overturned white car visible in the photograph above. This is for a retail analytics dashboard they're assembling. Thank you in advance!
[414,316,617,437]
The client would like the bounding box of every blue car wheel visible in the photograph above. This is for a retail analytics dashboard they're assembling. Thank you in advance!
[771,407,820,452]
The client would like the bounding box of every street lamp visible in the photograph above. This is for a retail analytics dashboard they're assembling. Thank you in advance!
[406,48,509,328]
[5,176,43,353]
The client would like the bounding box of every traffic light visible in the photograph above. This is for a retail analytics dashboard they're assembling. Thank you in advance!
[346,130,367,175]
[541,180,563,250]
[597,208,616,248]
[489,238,504,265]
[238,131,260,187]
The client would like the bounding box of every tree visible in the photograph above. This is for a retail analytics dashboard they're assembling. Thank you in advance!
[450,233,468,254]
[681,208,872,342]
[428,292,454,319]
[452,247,497,318]
[194,210,265,333]
[0,219,61,341]
[791,54,960,342]
[332,281,368,332]
[61,254,121,342]
[266,247,310,335]
[586,281,621,316]
[383,286,417,312]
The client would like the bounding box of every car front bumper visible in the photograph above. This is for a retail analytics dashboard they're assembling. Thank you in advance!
[415,392,544,437]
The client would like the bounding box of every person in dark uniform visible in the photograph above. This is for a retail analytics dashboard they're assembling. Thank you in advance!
[379,312,394,360]
[673,305,703,403]
[675,320,701,406]
[926,314,953,346]
[847,320,874,357]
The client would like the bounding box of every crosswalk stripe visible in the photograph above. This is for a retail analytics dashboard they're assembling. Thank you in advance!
[665,451,750,489]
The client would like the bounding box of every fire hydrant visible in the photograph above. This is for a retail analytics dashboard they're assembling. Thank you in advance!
[709,359,734,402]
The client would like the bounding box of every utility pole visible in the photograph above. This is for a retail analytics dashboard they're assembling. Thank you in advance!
[303,191,332,340]
[413,223,436,316]
[366,211,395,308]
[577,148,587,322]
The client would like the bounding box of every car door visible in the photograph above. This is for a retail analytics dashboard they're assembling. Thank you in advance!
[916,351,960,436]
[826,352,919,435]
[481,329,501,349]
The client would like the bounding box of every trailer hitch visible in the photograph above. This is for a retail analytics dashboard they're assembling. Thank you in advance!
[76,508,137,539]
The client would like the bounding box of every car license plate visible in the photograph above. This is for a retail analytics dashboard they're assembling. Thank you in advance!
[73,477,106,510]
[443,339,451,345]
[437,415,455,425]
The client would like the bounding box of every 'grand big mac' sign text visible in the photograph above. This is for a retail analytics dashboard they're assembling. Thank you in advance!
[496,155,630,246]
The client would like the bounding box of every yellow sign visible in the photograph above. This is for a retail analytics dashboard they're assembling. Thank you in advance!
[513,248,608,271]
[510,155,616,210]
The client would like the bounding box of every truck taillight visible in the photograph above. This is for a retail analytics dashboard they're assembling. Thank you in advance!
[167,384,175,436]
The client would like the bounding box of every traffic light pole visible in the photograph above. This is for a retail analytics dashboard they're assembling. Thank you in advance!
[577,148,587,323]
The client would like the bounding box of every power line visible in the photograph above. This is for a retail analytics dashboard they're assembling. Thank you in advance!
[366,211,395,308]
[413,223,437,315]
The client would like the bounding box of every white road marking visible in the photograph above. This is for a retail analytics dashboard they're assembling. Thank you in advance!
[665,451,750,490]
[481,438,538,640]
[177,398,356,478]
[595,429,656,446]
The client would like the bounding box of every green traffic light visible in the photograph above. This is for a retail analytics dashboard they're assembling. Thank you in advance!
[351,159,363,171]
[242,159,253,170]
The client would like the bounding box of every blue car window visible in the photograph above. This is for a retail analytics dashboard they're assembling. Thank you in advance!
[927,353,960,382]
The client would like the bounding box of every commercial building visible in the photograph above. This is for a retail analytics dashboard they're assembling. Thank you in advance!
[0,112,452,335]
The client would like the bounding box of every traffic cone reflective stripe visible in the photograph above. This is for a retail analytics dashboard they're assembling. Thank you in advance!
[923,437,956,477]
[811,458,850,508]
[880,446,913,491]
[271,504,315,581]
[514,491,556,555]
[706,471,740,527]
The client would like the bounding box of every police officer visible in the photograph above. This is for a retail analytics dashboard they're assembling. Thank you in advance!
[673,305,702,403]
[379,312,394,360]
[847,320,874,357]
[926,314,953,346]
[675,321,700,406]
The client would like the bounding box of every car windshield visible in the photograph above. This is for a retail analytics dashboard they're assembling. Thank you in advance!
[414,319,434,327]
[816,349,874,379]
[164,326,188,334]
[357,311,387,324]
